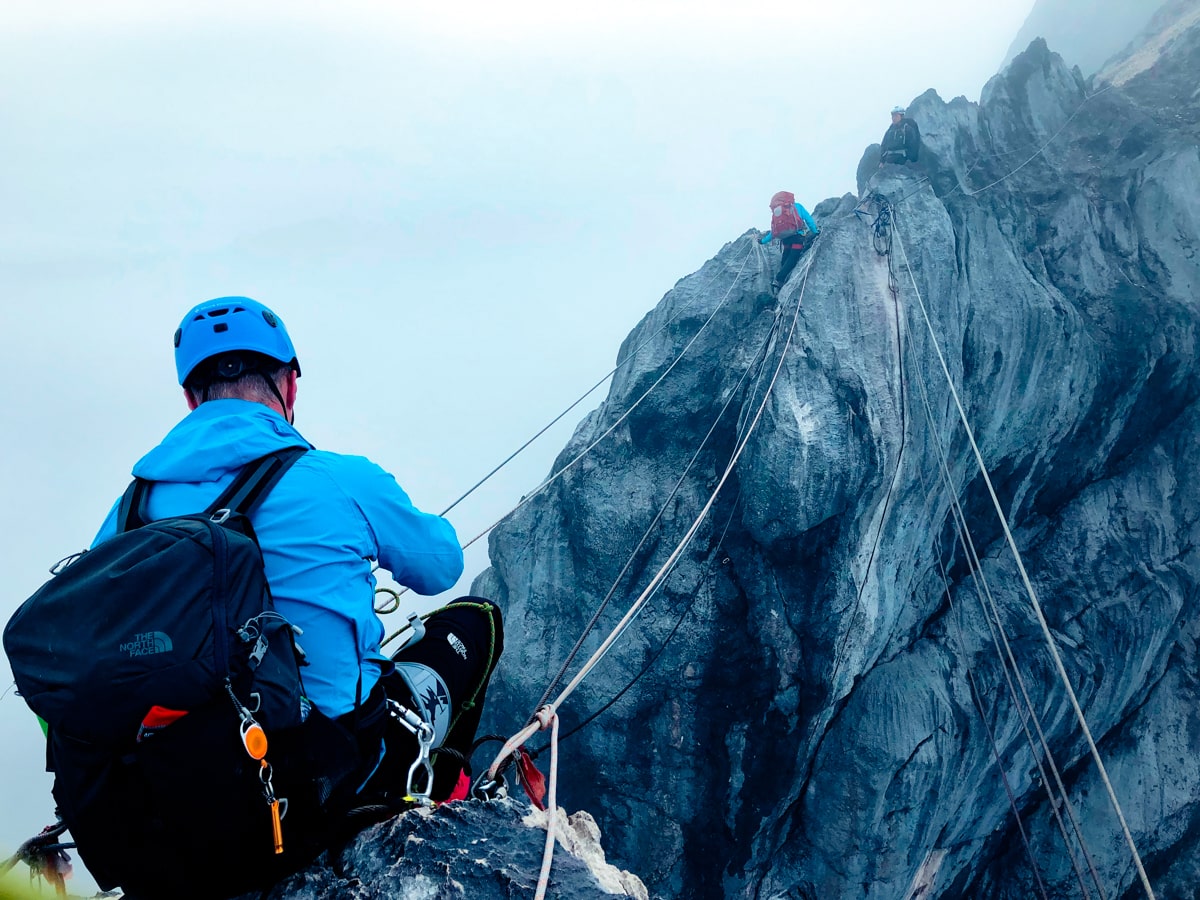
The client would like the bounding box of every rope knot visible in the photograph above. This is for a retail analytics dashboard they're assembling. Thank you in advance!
[533,706,555,730]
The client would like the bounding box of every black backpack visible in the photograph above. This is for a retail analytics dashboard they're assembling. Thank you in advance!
[3,448,360,899]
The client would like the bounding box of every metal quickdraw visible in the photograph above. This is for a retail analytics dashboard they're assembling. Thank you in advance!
[388,699,436,806]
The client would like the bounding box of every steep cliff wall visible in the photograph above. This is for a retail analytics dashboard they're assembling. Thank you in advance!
[473,26,1200,900]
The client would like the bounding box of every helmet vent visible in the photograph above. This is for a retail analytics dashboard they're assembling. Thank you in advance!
[213,323,229,333]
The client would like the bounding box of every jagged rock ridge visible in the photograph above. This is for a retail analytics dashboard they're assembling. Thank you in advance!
[247,797,647,900]
[472,21,1200,900]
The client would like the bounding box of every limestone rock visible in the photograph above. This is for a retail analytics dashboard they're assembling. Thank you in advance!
[473,23,1200,900]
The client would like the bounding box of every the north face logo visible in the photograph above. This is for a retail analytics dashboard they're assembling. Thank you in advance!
[447,632,467,660]
[119,631,173,657]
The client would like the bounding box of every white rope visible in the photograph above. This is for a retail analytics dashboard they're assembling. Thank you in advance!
[908,347,1101,898]
[533,711,561,900]
[439,241,762,518]
[456,243,758,553]
[484,256,814,782]
[531,298,789,710]
[379,243,758,621]
[892,214,1156,900]
[545,260,812,719]
[962,86,1113,196]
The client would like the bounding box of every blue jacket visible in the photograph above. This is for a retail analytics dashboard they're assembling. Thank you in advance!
[760,202,819,244]
[93,400,464,717]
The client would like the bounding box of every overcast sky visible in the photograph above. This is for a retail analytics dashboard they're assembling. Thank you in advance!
[0,0,1037,886]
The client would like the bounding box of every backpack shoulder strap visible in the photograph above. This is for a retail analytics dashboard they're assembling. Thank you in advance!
[116,447,307,533]
[117,479,153,533]
[206,446,308,518]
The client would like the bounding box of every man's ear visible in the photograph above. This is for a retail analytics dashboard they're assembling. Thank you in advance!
[284,369,299,410]
[184,387,199,411]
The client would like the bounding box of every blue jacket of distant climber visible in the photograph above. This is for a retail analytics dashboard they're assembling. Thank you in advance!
[92,399,464,718]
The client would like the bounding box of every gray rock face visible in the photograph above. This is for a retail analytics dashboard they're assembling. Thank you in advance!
[251,797,647,900]
[472,26,1200,900]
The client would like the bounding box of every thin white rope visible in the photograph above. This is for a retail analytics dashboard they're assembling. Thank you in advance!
[457,244,758,553]
[439,241,762,518]
[892,215,1155,900]
[379,243,759,620]
[484,257,814,783]
[544,260,812,717]
[962,86,1113,196]
[532,299,788,710]
[930,545,1053,900]
[534,711,561,900]
[909,351,1101,898]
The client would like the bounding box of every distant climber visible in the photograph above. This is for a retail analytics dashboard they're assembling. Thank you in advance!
[760,191,820,294]
[3,297,505,899]
[879,105,921,166]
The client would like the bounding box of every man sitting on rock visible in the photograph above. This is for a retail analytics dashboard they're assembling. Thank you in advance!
[880,105,921,166]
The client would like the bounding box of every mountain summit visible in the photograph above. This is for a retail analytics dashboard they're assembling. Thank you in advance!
[473,15,1200,900]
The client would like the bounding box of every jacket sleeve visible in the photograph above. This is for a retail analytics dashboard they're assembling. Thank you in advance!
[350,459,465,595]
[797,204,819,235]
[760,232,773,245]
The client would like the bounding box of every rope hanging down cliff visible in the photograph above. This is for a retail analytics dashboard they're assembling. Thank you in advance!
[529,285,791,717]
[482,256,817,892]
[378,243,757,637]
[437,242,761,520]
[856,193,1103,896]
[888,206,1157,900]
[906,330,1105,900]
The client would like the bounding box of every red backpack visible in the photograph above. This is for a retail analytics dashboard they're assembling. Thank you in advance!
[770,191,804,238]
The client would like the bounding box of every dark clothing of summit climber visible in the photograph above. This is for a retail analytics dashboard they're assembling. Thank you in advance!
[880,116,921,165]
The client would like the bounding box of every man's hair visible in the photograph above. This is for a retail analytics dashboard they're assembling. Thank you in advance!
[184,352,292,405]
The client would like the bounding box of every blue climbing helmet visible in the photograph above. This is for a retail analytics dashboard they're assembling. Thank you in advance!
[173,296,300,386]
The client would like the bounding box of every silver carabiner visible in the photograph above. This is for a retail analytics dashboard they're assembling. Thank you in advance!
[405,722,436,806]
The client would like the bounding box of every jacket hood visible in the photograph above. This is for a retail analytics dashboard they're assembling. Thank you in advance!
[132,400,313,483]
